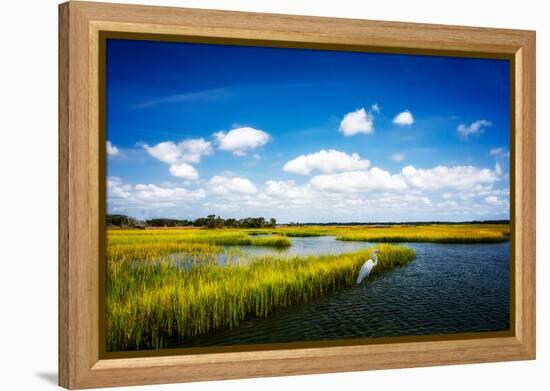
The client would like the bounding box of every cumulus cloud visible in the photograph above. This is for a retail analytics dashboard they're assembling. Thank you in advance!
[483,194,508,210]
[108,159,509,222]
[484,195,500,205]
[134,183,205,202]
[168,163,199,180]
[457,119,492,139]
[390,153,405,162]
[339,108,374,136]
[109,136,509,222]
[371,103,381,113]
[107,177,205,208]
[143,138,212,180]
[378,193,433,207]
[437,200,458,208]
[393,110,414,125]
[214,127,270,156]
[309,163,501,194]
[283,150,370,175]
[106,141,120,157]
[310,167,407,193]
[401,164,500,190]
[144,138,212,164]
[107,177,131,199]
[209,175,257,195]
[265,180,311,200]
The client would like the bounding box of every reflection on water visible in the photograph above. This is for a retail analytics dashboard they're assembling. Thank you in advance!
[218,236,375,265]
[167,238,510,348]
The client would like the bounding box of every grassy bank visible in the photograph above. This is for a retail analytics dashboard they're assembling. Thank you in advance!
[240,224,510,244]
[334,224,509,243]
[107,244,415,351]
[107,229,290,262]
[108,224,510,248]
[106,223,505,351]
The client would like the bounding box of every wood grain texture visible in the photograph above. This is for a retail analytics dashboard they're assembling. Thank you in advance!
[519,34,536,356]
[58,3,70,387]
[58,1,536,388]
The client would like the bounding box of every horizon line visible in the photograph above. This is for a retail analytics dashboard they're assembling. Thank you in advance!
[106,213,510,225]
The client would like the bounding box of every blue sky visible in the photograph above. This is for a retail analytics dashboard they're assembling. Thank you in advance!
[106,39,510,223]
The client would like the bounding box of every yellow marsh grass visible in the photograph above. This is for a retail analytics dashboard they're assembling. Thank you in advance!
[334,224,509,243]
[106,224,505,350]
[107,228,290,262]
[106,243,415,351]
[252,224,510,243]
[108,228,291,245]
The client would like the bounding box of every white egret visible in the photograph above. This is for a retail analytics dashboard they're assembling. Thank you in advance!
[356,249,379,285]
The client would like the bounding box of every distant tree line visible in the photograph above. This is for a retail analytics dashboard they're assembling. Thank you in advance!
[106,214,145,229]
[107,214,509,229]
[300,220,510,226]
[146,218,193,227]
[107,214,277,229]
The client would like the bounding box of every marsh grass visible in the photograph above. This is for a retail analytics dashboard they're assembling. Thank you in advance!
[106,223,506,351]
[334,225,509,243]
[250,235,291,247]
[106,243,415,351]
[108,229,290,259]
[109,224,509,247]
[107,241,222,263]
[244,224,509,243]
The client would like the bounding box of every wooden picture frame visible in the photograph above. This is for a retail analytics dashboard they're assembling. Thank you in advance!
[59,1,536,389]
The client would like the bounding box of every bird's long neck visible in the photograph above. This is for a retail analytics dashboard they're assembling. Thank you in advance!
[372,252,378,264]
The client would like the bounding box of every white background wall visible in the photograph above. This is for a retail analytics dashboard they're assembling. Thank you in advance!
[0,0,547,389]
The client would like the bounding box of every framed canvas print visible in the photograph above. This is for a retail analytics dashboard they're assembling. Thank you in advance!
[59,1,536,389]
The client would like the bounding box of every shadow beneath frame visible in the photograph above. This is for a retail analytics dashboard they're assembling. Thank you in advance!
[35,372,58,385]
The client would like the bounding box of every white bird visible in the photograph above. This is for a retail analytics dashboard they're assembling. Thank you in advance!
[356,249,379,285]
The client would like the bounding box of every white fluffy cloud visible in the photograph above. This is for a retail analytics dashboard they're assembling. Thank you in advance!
[214,127,270,156]
[108,177,205,208]
[108,159,509,222]
[437,200,458,208]
[457,120,492,139]
[309,163,500,194]
[401,164,499,190]
[283,150,370,175]
[393,110,414,125]
[484,195,500,205]
[106,141,120,157]
[168,163,199,180]
[265,180,311,200]
[143,138,212,180]
[209,175,257,195]
[144,138,212,164]
[390,153,405,161]
[107,177,131,199]
[311,167,407,193]
[134,183,205,202]
[339,108,374,136]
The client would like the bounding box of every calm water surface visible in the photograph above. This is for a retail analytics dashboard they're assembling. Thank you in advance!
[172,237,510,348]
[219,236,376,265]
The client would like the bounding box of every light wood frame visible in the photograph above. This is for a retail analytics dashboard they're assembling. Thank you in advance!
[59,1,536,389]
